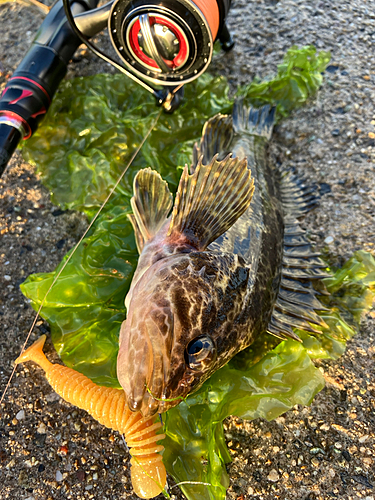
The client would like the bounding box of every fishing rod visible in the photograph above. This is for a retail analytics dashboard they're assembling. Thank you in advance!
[0,0,234,176]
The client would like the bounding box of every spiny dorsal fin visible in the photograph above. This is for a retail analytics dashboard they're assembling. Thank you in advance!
[267,164,330,343]
[129,168,173,252]
[192,114,233,173]
[167,154,254,250]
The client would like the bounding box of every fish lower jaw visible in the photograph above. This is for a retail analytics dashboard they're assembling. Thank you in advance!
[127,390,184,417]
[127,392,161,418]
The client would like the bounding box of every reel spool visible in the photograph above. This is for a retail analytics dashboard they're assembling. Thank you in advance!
[108,0,232,87]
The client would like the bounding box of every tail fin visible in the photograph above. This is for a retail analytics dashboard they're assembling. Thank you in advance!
[233,99,276,139]
[15,335,51,372]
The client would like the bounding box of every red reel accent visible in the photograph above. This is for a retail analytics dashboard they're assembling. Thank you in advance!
[128,16,188,70]
[0,111,32,140]
[8,77,51,103]
[193,0,219,39]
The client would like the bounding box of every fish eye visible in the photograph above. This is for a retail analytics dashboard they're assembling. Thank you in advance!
[185,335,216,371]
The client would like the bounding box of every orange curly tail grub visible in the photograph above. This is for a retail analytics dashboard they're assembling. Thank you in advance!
[15,335,167,499]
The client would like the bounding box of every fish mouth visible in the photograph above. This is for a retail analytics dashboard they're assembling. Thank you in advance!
[117,346,192,418]
[124,357,191,417]
[117,334,163,417]
[117,312,181,417]
[126,378,192,417]
[127,385,185,417]
[117,288,200,416]
[127,384,161,417]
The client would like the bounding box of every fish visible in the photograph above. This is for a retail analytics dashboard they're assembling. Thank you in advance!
[117,100,329,418]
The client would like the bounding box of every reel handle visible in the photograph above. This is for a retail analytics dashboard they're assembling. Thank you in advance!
[0,0,99,176]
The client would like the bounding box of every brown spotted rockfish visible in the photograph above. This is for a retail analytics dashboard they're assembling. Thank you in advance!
[117,101,327,417]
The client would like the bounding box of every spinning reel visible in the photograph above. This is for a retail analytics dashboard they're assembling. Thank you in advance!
[77,0,233,86]
[0,0,234,173]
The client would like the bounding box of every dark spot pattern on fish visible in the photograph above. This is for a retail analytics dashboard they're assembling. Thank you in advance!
[117,103,325,417]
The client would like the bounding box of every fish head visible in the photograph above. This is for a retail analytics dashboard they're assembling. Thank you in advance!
[117,251,249,417]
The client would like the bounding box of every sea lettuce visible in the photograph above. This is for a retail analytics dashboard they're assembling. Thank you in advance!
[18,47,375,500]
[22,45,330,217]
[21,73,233,219]
[236,45,331,118]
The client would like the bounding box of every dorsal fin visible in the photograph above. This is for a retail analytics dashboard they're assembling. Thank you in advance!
[129,168,173,253]
[192,114,233,173]
[167,154,254,251]
[268,167,330,342]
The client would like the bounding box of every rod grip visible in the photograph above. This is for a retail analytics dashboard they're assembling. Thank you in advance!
[0,0,98,174]
[0,124,21,175]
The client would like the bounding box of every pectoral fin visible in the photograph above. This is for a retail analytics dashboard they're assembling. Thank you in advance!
[167,154,254,250]
[127,214,146,254]
[129,168,173,253]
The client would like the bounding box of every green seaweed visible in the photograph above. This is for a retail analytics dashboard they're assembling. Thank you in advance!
[18,47,375,500]
[236,45,331,118]
[163,340,326,499]
[21,73,233,219]
[22,45,330,217]
[21,210,137,386]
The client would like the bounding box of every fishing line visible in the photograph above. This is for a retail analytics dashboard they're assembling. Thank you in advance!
[172,481,212,487]
[145,384,187,404]
[0,108,162,409]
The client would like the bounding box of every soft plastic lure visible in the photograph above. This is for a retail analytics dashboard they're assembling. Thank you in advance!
[15,335,166,499]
